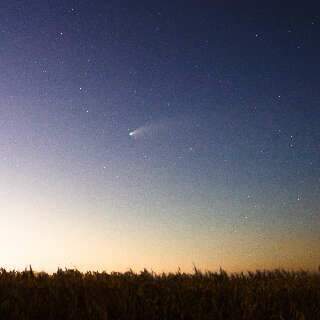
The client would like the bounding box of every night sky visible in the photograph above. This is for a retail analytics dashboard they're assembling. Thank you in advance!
[0,1,319,272]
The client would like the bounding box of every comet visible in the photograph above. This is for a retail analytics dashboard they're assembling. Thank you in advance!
[128,125,154,139]
[128,116,192,140]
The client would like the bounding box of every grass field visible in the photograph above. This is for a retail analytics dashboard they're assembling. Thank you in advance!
[0,267,319,319]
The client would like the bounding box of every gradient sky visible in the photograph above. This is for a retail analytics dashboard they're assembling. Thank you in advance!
[0,0,319,273]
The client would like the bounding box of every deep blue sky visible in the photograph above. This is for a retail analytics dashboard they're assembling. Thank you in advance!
[0,0,319,272]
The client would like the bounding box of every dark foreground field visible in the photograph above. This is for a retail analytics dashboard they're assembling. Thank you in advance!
[0,268,319,319]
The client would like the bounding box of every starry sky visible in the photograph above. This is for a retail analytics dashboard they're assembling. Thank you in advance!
[0,0,319,272]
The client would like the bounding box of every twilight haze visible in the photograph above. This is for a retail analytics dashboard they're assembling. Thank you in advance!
[0,1,319,273]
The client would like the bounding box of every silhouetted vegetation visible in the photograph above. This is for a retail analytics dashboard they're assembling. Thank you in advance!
[0,267,319,319]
